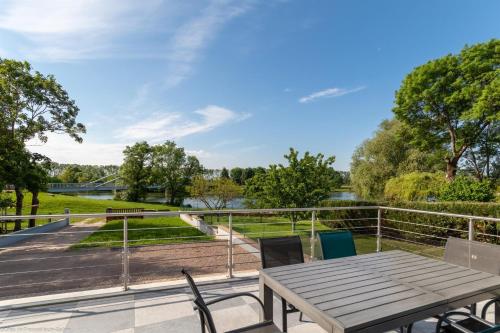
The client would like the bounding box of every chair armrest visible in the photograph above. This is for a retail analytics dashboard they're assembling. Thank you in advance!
[481,298,499,319]
[205,292,265,311]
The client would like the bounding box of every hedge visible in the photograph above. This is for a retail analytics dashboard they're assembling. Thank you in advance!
[319,200,499,245]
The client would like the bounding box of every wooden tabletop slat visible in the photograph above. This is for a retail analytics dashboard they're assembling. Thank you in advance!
[307,281,399,304]
[294,275,389,295]
[337,293,446,332]
[324,289,424,317]
[260,250,500,333]
[300,277,392,299]
[317,285,414,312]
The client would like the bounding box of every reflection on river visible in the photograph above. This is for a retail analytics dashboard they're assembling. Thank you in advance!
[72,191,359,209]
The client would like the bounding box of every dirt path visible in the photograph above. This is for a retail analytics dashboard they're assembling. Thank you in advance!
[0,220,259,301]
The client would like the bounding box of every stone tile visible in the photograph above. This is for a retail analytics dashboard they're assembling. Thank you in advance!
[63,297,135,333]
[134,293,193,327]
[135,314,199,333]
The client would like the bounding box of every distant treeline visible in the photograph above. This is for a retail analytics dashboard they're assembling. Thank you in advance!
[48,163,120,183]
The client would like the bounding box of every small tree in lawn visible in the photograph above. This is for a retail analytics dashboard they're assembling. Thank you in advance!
[393,39,499,181]
[244,148,336,232]
[189,175,242,210]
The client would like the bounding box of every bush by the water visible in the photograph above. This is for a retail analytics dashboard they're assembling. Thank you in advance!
[439,176,495,202]
[383,172,495,202]
[384,172,445,201]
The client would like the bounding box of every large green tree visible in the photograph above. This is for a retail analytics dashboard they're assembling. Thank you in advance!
[151,141,203,205]
[25,153,50,228]
[245,148,337,231]
[0,58,85,217]
[120,142,152,202]
[393,39,500,180]
[350,119,444,199]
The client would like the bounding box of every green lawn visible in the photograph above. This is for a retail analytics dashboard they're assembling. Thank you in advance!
[214,215,444,259]
[5,192,177,216]
[2,191,178,230]
[73,217,212,249]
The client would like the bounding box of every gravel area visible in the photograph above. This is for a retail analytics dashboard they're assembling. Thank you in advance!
[0,221,260,301]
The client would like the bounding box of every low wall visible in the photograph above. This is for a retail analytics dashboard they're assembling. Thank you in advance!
[0,218,69,247]
[179,214,216,235]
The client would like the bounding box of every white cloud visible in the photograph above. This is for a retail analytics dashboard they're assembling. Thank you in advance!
[27,135,214,166]
[27,134,127,165]
[299,86,366,103]
[0,0,163,61]
[165,1,253,87]
[116,105,249,142]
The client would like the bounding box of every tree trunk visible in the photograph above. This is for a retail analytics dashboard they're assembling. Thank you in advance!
[445,157,459,181]
[29,190,39,228]
[14,187,24,231]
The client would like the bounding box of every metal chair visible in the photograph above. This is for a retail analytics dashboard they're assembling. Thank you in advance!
[259,236,304,332]
[435,311,500,333]
[317,230,357,260]
[435,237,500,332]
[181,269,280,333]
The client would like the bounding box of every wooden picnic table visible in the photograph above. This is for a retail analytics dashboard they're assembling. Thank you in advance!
[259,250,500,333]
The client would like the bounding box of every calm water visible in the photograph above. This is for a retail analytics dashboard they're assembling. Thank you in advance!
[73,191,359,208]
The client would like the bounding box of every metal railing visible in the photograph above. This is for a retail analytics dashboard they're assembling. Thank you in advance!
[0,206,497,301]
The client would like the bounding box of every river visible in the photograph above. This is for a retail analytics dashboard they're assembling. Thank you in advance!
[72,191,360,209]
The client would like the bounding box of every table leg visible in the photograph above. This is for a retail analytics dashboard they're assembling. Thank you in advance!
[259,277,273,321]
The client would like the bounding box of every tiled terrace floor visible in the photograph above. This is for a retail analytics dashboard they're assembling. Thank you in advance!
[0,277,495,333]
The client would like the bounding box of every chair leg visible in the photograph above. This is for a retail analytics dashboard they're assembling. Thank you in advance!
[470,303,477,315]
[281,298,288,332]
[400,323,413,333]
[299,312,303,322]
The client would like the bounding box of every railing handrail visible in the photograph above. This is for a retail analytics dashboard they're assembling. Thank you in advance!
[380,206,500,222]
[0,205,498,222]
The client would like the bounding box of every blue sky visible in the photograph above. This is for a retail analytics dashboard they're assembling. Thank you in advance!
[1,0,498,170]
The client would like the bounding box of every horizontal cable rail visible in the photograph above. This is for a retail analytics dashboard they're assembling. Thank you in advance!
[0,205,497,304]
[382,218,467,233]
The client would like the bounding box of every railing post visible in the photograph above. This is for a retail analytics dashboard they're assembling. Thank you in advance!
[64,208,70,225]
[376,208,382,253]
[468,218,474,241]
[122,216,129,291]
[227,213,233,278]
[311,211,316,260]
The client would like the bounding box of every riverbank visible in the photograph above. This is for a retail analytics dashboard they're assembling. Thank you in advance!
[4,192,178,216]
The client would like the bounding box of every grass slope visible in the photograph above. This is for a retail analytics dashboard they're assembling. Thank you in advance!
[5,192,177,215]
[74,217,212,249]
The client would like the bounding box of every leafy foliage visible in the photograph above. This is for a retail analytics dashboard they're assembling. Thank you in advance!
[151,141,203,205]
[439,176,495,202]
[120,142,152,202]
[245,148,337,225]
[189,175,242,209]
[0,58,85,143]
[350,119,444,199]
[393,39,500,179]
[384,172,445,201]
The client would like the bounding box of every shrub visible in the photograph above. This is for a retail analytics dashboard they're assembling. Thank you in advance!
[439,176,495,202]
[319,200,499,245]
[384,172,445,201]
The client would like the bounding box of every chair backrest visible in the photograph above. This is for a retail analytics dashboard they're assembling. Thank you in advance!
[259,236,304,269]
[317,231,357,260]
[444,237,500,275]
[181,269,217,333]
